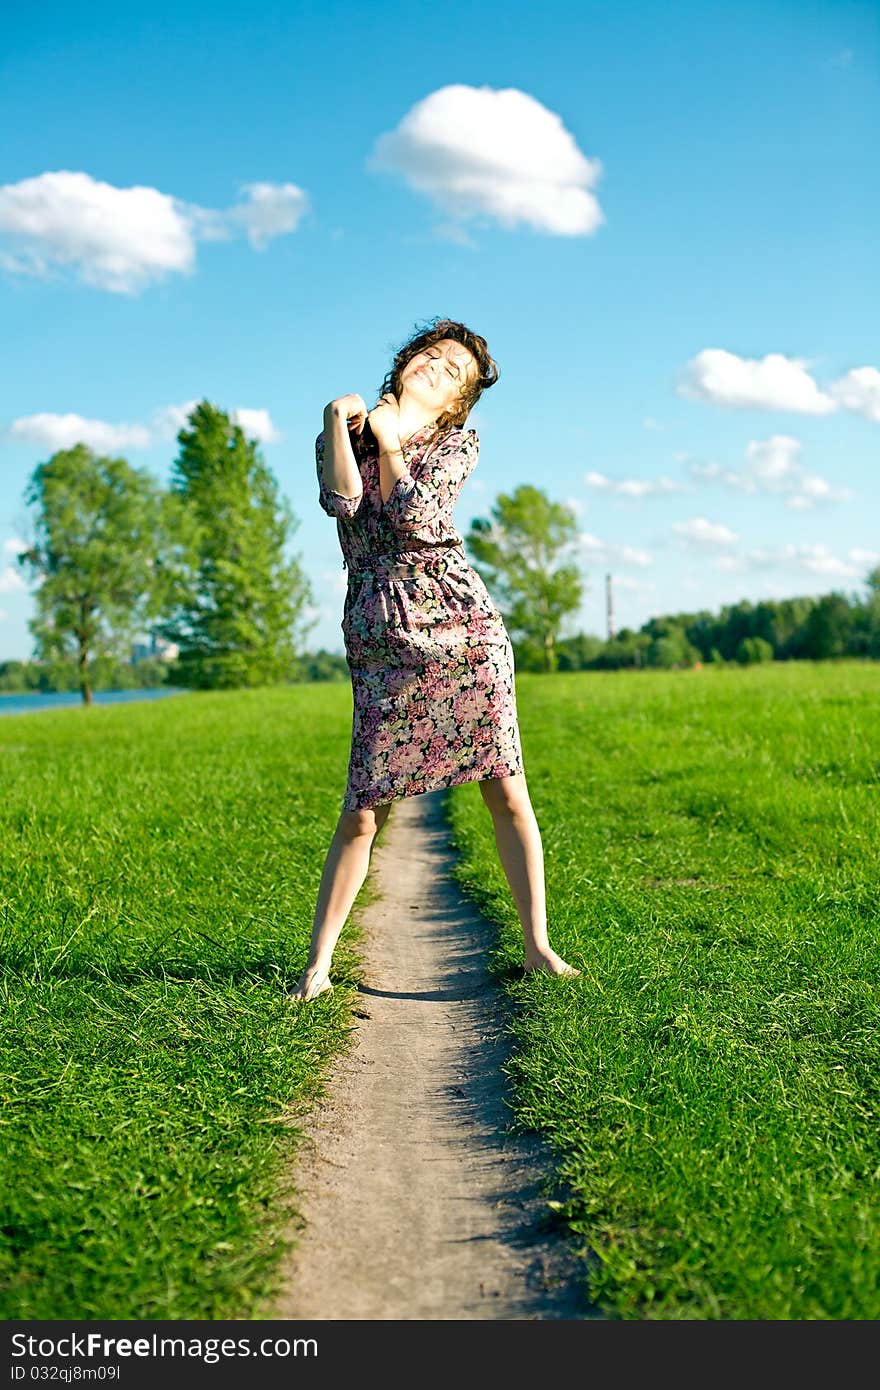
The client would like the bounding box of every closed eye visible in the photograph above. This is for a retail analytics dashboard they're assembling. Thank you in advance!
[432,353,459,380]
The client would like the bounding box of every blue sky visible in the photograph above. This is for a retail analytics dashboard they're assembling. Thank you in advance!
[1,0,877,660]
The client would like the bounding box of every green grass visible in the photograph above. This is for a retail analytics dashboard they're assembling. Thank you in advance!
[0,685,371,1319]
[3,661,878,1320]
[444,659,880,1319]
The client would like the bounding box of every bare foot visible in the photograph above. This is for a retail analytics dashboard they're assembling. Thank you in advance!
[523,948,581,978]
[287,966,334,1002]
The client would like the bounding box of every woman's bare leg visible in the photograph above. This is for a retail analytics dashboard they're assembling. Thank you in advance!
[478,772,580,976]
[288,802,392,1001]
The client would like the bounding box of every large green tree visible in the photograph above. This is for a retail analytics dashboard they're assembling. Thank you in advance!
[466,484,584,673]
[158,401,313,688]
[18,445,176,704]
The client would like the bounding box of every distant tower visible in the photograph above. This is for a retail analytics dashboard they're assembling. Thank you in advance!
[606,572,615,641]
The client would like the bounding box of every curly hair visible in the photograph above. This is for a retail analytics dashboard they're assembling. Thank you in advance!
[356,316,499,459]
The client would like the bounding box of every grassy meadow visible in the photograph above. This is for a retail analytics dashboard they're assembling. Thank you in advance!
[0,685,370,1319]
[446,658,880,1319]
[1,659,878,1319]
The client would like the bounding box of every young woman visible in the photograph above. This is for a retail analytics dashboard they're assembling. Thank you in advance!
[289,317,579,1001]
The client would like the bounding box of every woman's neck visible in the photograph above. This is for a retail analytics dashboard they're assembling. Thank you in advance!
[396,412,436,446]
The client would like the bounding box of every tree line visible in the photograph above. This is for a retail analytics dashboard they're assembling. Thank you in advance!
[464,480,880,672]
[4,412,877,700]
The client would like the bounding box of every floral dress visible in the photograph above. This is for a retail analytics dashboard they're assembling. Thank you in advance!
[316,419,524,811]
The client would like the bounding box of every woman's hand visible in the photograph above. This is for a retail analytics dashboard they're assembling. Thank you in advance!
[367,392,402,453]
[325,394,368,436]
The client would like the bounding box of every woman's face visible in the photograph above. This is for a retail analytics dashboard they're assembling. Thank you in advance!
[401,338,477,416]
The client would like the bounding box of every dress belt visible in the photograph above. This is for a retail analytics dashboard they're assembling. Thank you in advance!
[344,548,464,579]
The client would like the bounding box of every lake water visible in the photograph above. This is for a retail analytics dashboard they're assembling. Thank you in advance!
[0,687,192,717]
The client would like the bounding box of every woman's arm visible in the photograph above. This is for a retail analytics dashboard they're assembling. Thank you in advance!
[382,427,479,536]
[316,401,364,520]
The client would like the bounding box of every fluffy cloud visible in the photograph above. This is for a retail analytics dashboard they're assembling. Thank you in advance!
[0,171,308,294]
[577,532,652,566]
[828,366,880,423]
[0,564,26,593]
[5,403,281,450]
[585,470,685,498]
[746,434,802,485]
[368,84,604,236]
[225,182,309,252]
[850,547,880,567]
[151,401,201,440]
[687,434,853,509]
[677,348,880,425]
[5,413,152,451]
[672,517,739,546]
[2,542,27,603]
[677,349,837,414]
[231,408,282,444]
[714,544,880,580]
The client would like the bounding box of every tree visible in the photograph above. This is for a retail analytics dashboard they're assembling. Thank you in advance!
[18,445,171,704]
[158,401,314,689]
[466,484,584,674]
[556,632,605,670]
[736,635,774,664]
[802,593,854,660]
[852,565,880,658]
[647,625,702,669]
[593,628,652,670]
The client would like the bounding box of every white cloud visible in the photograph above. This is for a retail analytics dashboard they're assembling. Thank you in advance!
[745,434,802,485]
[4,413,152,451]
[5,402,281,450]
[798,548,859,576]
[226,182,309,251]
[0,565,26,593]
[677,349,837,415]
[232,408,282,444]
[150,401,201,439]
[785,474,854,510]
[851,548,880,568]
[0,170,308,294]
[0,171,194,294]
[828,366,880,423]
[673,517,739,547]
[610,575,657,592]
[367,84,604,236]
[3,538,27,556]
[688,434,853,509]
[577,532,653,566]
[585,469,685,498]
[688,459,756,491]
[714,544,879,580]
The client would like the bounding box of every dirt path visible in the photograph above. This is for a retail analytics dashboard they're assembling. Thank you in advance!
[266,788,594,1320]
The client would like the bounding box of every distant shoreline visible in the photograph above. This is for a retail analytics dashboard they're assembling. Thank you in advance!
[0,687,191,717]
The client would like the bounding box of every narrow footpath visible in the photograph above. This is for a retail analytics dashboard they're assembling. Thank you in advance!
[267,788,594,1320]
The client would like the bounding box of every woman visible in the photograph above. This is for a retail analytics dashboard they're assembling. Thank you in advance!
[290,317,579,1001]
